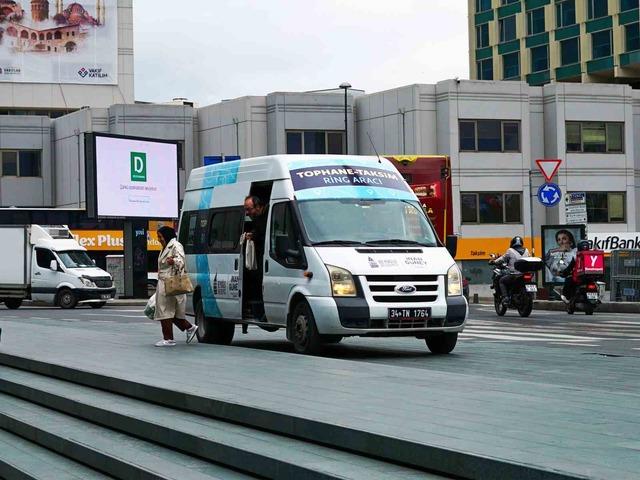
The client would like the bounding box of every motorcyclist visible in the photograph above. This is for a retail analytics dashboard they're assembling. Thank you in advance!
[491,236,530,306]
[560,240,591,304]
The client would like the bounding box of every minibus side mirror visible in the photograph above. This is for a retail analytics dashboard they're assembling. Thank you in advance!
[275,235,301,260]
[446,235,458,259]
[50,260,59,271]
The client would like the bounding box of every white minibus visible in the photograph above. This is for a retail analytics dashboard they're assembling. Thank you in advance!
[180,155,467,354]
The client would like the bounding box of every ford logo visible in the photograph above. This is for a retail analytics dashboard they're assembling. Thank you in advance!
[395,284,417,294]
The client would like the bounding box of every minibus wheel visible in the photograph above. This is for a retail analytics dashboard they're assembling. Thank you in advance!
[291,301,323,355]
[57,289,77,309]
[4,298,22,310]
[425,332,458,354]
[195,300,234,345]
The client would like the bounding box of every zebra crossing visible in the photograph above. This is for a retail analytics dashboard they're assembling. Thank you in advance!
[461,306,640,349]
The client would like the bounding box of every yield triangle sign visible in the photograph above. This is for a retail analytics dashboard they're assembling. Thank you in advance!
[535,159,562,183]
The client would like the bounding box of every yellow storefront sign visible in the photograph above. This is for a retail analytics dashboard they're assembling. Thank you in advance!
[457,237,542,260]
[71,230,163,252]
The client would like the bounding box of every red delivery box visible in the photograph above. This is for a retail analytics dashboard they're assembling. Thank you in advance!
[573,250,605,281]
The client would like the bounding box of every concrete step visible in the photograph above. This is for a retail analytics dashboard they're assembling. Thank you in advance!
[0,429,113,480]
[0,365,442,480]
[0,392,255,480]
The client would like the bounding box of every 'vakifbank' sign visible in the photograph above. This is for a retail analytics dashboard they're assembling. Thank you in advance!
[0,1,117,84]
[588,232,640,252]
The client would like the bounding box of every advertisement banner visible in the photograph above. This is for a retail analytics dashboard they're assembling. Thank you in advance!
[541,225,586,285]
[0,0,117,84]
[71,230,163,252]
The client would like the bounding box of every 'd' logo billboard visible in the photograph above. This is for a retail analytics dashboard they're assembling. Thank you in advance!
[130,152,147,182]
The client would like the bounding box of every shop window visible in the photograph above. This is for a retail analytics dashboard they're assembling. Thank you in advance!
[286,131,345,154]
[584,192,626,223]
[587,0,608,19]
[527,8,546,36]
[556,0,576,28]
[461,192,522,224]
[560,37,580,65]
[459,120,520,152]
[530,44,549,72]
[592,29,612,58]
[503,52,520,79]
[499,16,517,43]
[477,58,494,80]
[626,23,640,51]
[565,122,624,153]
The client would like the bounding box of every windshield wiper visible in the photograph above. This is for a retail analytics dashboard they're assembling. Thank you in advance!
[365,239,435,247]
[313,240,364,246]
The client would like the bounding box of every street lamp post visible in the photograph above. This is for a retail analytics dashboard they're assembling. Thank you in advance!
[339,82,351,154]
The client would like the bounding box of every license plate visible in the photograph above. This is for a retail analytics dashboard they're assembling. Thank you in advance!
[586,292,598,300]
[525,284,538,293]
[101,294,111,300]
[388,308,431,321]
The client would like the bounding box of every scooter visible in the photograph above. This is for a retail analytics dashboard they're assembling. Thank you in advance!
[566,280,601,315]
[489,254,544,317]
[564,247,605,315]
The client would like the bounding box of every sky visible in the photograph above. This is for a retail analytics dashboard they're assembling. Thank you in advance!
[133,0,469,106]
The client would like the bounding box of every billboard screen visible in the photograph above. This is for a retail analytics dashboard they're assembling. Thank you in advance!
[0,0,117,84]
[93,134,179,219]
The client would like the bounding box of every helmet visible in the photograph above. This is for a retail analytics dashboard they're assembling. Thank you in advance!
[510,236,524,248]
[577,240,590,251]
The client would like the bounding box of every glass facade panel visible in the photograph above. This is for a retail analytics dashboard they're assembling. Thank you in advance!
[461,194,478,223]
[503,122,520,151]
[500,16,517,43]
[327,132,344,154]
[286,132,302,154]
[566,122,582,151]
[592,29,612,59]
[504,193,522,223]
[556,0,576,27]
[587,0,608,19]
[476,23,489,48]
[304,131,327,154]
[560,37,580,65]
[586,192,609,222]
[477,120,502,151]
[530,45,549,72]
[476,0,492,12]
[626,23,640,52]
[459,122,477,151]
[527,8,545,35]
[503,52,520,79]
[478,193,504,223]
[606,123,623,152]
[582,122,607,152]
[608,193,625,222]
[477,58,494,80]
[18,151,41,177]
[620,0,639,12]
[1,151,18,176]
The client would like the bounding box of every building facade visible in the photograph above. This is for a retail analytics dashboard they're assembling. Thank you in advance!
[469,0,640,86]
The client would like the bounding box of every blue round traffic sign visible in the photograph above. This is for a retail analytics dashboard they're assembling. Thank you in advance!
[537,183,562,207]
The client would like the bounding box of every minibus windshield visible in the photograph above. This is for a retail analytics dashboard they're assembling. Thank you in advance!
[57,250,95,268]
[297,199,438,247]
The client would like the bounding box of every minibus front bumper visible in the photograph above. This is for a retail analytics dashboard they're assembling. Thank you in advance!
[306,295,467,337]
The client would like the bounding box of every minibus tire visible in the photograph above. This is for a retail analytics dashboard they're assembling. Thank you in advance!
[195,301,234,345]
[291,301,323,355]
[57,289,77,309]
[425,332,458,354]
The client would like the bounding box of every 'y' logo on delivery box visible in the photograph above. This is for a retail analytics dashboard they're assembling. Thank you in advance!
[130,152,147,182]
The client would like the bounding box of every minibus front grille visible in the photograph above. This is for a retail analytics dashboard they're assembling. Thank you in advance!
[356,248,423,254]
[369,284,437,293]
[92,277,113,288]
[372,295,438,303]
[365,275,438,283]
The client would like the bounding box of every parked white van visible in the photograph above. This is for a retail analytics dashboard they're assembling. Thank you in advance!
[180,155,467,354]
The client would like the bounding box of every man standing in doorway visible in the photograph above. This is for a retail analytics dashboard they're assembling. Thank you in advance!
[243,196,268,322]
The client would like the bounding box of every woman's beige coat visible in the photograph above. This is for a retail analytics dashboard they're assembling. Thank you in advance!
[154,238,187,320]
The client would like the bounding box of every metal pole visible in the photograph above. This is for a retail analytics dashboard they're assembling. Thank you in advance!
[344,88,348,155]
[529,170,535,256]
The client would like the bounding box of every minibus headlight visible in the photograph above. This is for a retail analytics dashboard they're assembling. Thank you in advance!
[447,265,462,297]
[80,277,96,288]
[326,265,357,297]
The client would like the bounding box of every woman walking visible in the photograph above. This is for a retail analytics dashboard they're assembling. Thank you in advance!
[154,226,197,347]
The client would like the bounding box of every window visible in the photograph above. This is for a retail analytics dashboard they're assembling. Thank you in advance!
[530,45,549,72]
[476,0,492,12]
[1,150,41,177]
[461,192,522,224]
[477,58,494,80]
[626,23,640,51]
[502,0,520,4]
[503,52,520,78]
[592,29,612,58]
[179,212,199,253]
[476,23,490,48]
[620,0,639,12]
[527,8,546,35]
[209,209,244,252]
[36,249,56,269]
[560,37,580,65]
[566,121,624,153]
[499,16,517,43]
[584,192,626,222]
[459,120,521,152]
[286,131,345,154]
[270,202,304,267]
[587,0,608,19]
[556,0,576,27]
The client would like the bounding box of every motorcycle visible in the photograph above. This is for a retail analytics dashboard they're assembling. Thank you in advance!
[489,254,544,317]
[566,279,601,315]
[564,249,605,316]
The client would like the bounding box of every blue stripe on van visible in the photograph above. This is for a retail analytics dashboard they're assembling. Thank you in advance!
[196,189,221,318]
[201,161,240,189]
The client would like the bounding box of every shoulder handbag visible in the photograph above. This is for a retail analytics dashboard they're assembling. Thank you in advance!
[164,264,194,296]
